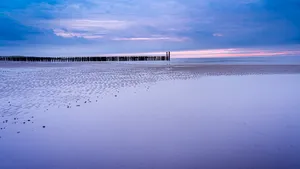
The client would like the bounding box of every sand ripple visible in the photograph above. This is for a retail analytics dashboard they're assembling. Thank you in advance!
[1,62,300,116]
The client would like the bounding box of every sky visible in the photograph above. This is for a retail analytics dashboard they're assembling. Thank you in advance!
[0,0,300,57]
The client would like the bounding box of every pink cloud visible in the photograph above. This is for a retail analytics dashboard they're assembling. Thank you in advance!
[170,48,300,58]
[102,47,300,58]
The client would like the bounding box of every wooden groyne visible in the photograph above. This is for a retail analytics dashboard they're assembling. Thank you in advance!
[0,52,171,62]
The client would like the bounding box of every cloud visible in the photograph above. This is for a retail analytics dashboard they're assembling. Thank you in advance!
[0,0,300,55]
[43,0,189,42]
[112,37,189,42]
[49,19,132,31]
[53,29,103,39]
[116,45,300,58]
[213,33,223,37]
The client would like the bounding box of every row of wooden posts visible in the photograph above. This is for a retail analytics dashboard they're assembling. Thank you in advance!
[0,52,171,62]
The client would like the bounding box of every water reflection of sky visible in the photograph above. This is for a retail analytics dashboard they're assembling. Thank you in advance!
[1,74,300,169]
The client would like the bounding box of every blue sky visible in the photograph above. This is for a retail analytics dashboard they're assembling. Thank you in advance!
[0,0,300,57]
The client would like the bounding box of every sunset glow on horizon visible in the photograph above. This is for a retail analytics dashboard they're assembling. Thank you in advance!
[103,47,300,58]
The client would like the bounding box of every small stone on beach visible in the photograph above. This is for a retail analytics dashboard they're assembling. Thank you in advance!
[42,126,46,128]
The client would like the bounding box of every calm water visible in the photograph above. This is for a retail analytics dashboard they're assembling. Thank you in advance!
[119,56,300,65]
[171,56,300,64]
[1,61,300,169]
[1,75,300,169]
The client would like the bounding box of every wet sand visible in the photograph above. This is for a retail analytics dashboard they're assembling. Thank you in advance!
[1,63,300,115]
[0,62,300,169]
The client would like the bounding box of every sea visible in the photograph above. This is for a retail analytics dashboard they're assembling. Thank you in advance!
[171,55,300,64]
[116,55,300,65]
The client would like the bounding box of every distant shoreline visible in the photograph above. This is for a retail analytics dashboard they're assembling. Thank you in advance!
[1,61,300,76]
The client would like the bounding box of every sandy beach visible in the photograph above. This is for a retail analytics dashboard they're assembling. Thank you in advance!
[1,62,300,169]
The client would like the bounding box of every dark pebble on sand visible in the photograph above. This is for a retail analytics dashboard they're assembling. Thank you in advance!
[17,131,20,134]
[23,122,26,124]
[43,126,46,128]
[32,116,34,118]
[84,101,87,103]
[115,95,117,97]
[28,120,31,122]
